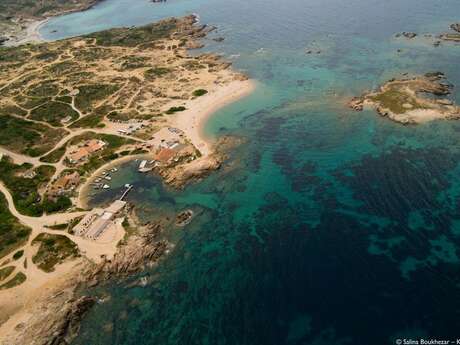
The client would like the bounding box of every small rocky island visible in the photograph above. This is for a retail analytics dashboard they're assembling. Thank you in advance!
[440,23,460,42]
[395,23,460,44]
[349,73,460,124]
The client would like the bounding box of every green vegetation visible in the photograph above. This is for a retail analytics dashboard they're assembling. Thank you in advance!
[0,158,67,216]
[75,84,120,113]
[39,144,67,163]
[42,195,73,214]
[46,223,69,230]
[0,46,31,64]
[0,272,26,290]
[47,61,78,76]
[0,0,97,20]
[0,266,14,282]
[370,87,427,114]
[69,113,104,128]
[32,233,79,272]
[0,104,28,117]
[12,250,24,260]
[144,67,171,79]
[106,109,154,122]
[26,82,59,97]
[0,115,67,157]
[69,105,112,128]
[165,106,186,114]
[86,18,179,47]
[0,192,31,259]
[192,89,208,97]
[56,95,73,103]
[30,101,79,126]
[16,96,52,110]
[119,56,149,70]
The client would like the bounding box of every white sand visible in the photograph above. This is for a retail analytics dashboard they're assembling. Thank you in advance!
[169,78,256,157]
[4,18,48,47]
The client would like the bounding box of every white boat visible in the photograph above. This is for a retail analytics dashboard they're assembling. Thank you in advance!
[103,184,110,189]
[138,160,152,172]
[139,160,147,169]
[105,176,112,181]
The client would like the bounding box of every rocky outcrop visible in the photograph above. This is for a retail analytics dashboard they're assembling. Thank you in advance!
[0,36,9,45]
[44,296,96,345]
[2,276,96,345]
[450,23,460,33]
[86,222,167,282]
[348,97,364,111]
[175,209,194,227]
[161,155,222,188]
[395,32,417,39]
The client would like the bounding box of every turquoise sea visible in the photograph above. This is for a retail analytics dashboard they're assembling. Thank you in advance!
[41,0,460,344]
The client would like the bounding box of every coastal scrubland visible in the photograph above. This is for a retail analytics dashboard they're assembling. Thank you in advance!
[31,233,79,272]
[0,193,31,259]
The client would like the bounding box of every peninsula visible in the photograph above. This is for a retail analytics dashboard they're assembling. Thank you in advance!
[0,14,254,344]
[349,72,460,124]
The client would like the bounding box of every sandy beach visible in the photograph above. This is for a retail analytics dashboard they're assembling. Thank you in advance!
[170,77,256,157]
[4,18,48,47]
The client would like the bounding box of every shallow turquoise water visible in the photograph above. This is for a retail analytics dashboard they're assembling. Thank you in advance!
[42,0,460,344]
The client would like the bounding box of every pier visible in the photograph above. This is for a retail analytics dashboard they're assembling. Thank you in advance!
[119,184,133,201]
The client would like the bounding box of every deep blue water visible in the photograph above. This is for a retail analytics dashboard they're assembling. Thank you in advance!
[41,0,460,344]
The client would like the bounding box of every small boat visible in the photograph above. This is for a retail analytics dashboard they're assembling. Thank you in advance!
[105,176,112,181]
[103,184,110,189]
[139,160,147,169]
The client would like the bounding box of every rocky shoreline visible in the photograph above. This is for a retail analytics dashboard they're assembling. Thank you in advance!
[394,22,460,46]
[349,72,460,124]
[1,208,170,345]
[0,132,247,345]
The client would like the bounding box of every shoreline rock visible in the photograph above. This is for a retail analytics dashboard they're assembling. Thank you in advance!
[450,23,460,33]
